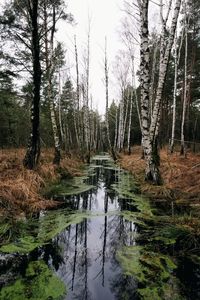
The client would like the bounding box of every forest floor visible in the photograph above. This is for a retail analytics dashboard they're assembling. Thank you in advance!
[1,147,200,221]
[0,148,83,220]
[119,146,200,203]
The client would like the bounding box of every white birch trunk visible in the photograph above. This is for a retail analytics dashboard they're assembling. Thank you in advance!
[58,69,64,144]
[149,0,181,142]
[44,3,61,164]
[104,38,116,159]
[180,0,188,155]
[122,89,129,149]
[127,62,134,155]
[117,93,124,151]
[114,107,118,150]
[138,0,160,182]
[170,31,178,153]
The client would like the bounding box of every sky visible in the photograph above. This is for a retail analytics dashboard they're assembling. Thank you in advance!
[57,0,164,115]
[0,0,167,116]
[57,0,125,115]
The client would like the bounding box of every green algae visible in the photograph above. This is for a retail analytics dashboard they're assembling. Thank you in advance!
[44,175,94,197]
[0,210,121,254]
[116,245,183,300]
[0,210,89,254]
[91,154,113,161]
[112,171,153,216]
[0,260,66,300]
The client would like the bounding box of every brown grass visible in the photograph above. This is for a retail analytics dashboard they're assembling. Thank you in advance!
[0,148,83,219]
[119,146,200,202]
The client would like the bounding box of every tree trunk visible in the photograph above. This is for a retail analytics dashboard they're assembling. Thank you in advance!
[23,0,41,169]
[104,38,117,160]
[180,1,188,156]
[138,0,181,184]
[170,32,178,153]
[138,0,161,183]
[45,3,61,164]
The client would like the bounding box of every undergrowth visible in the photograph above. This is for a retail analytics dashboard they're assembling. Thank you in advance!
[0,148,83,220]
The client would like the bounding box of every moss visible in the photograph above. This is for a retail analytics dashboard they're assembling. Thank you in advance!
[43,175,94,197]
[0,210,120,254]
[116,245,181,299]
[138,282,184,300]
[112,172,153,216]
[0,260,66,300]
[0,210,89,254]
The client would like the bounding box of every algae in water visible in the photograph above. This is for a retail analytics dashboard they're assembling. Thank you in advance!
[0,210,89,254]
[0,260,66,300]
[116,245,184,299]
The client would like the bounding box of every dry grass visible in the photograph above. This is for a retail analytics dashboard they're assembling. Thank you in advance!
[0,148,83,219]
[119,146,200,202]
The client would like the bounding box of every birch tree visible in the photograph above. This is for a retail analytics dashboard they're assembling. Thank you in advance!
[104,38,117,160]
[137,0,182,183]
[180,0,188,155]
[43,1,65,164]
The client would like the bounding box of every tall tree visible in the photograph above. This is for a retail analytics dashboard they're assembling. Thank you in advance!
[23,0,42,169]
[104,37,117,160]
[137,0,181,183]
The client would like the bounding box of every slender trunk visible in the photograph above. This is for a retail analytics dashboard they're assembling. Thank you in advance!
[58,69,64,145]
[114,107,118,150]
[44,3,61,164]
[127,55,136,155]
[118,93,124,151]
[122,90,129,149]
[127,88,133,155]
[104,37,116,160]
[84,26,91,161]
[170,32,178,153]
[74,35,81,148]
[24,0,41,169]
[150,0,182,142]
[149,39,158,118]
[180,0,188,156]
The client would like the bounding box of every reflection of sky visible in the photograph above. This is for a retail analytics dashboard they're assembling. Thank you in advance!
[55,215,136,300]
[51,163,137,300]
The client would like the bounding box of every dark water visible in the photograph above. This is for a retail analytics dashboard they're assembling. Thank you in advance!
[1,154,200,300]
[52,157,138,300]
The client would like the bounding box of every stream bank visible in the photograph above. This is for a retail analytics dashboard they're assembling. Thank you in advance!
[0,153,200,299]
[0,148,84,221]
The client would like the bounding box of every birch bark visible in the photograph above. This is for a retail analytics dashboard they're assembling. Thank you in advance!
[137,0,181,183]
[44,3,61,164]
[104,38,117,160]
[180,0,188,155]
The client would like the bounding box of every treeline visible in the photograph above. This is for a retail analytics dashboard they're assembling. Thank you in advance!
[0,0,200,181]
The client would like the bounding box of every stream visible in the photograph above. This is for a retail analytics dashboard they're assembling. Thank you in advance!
[0,154,200,300]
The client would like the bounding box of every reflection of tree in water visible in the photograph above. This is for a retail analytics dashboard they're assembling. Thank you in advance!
[110,274,139,300]
[50,217,92,300]
[40,163,138,299]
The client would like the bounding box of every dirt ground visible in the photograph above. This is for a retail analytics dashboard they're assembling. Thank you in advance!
[119,146,200,202]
